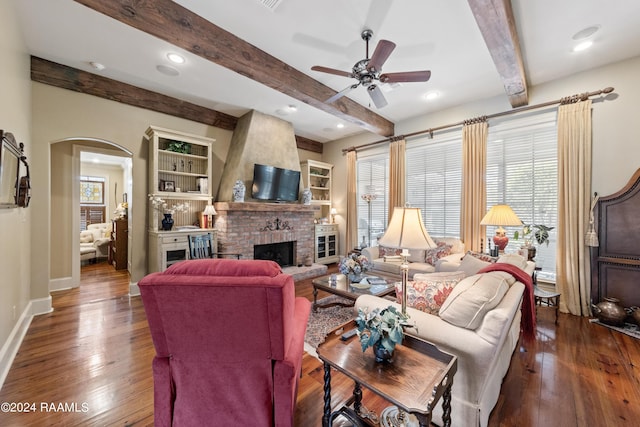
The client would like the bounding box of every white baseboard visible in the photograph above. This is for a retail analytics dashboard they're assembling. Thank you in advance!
[0,296,53,390]
[129,280,140,296]
[50,276,77,292]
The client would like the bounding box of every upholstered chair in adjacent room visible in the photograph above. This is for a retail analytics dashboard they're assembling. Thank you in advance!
[139,259,311,427]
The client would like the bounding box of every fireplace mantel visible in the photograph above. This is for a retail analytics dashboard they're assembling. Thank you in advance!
[214,201,320,213]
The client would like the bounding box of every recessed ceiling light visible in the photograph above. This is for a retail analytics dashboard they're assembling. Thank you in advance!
[572,25,600,40]
[424,91,439,101]
[337,123,345,129]
[89,61,105,71]
[156,64,180,76]
[288,104,298,112]
[573,41,593,52]
[167,53,185,64]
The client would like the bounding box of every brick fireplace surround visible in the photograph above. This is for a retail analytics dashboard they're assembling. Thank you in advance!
[213,202,319,264]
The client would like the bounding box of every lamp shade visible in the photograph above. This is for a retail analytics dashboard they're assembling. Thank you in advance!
[203,204,217,216]
[480,205,522,227]
[330,208,337,215]
[378,207,436,249]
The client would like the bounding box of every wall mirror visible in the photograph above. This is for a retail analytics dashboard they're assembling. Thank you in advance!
[0,130,21,208]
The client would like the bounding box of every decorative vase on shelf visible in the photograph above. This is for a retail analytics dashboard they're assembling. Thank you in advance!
[302,188,312,205]
[233,180,246,202]
[161,213,174,231]
[373,342,394,363]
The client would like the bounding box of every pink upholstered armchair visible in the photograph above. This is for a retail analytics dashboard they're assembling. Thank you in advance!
[139,259,311,427]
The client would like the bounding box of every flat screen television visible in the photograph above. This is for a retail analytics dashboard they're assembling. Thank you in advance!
[251,164,300,202]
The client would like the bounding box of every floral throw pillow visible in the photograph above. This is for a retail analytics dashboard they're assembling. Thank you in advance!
[424,241,453,266]
[465,250,498,263]
[395,272,465,315]
[378,246,402,258]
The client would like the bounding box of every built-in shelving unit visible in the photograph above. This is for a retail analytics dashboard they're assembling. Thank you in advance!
[146,126,216,272]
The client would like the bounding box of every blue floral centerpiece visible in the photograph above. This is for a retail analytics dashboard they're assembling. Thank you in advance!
[339,253,371,283]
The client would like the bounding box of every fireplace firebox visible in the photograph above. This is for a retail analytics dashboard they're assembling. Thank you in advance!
[254,241,296,267]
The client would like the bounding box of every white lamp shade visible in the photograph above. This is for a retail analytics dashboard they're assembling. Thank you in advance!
[203,204,217,216]
[378,207,436,249]
[330,208,337,215]
[480,205,522,226]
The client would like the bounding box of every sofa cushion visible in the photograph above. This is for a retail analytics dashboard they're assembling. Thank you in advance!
[370,258,403,275]
[407,263,436,276]
[407,249,426,263]
[424,241,453,266]
[80,231,94,243]
[439,272,510,329]
[458,254,491,277]
[396,272,465,315]
[497,253,528,270]
[378,246,402,258]
[465,250,498,263]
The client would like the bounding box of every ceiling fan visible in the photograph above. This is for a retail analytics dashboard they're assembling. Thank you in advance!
[311,29,431,108]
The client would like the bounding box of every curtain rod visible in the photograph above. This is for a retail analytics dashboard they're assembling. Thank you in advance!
[342,86,615,153]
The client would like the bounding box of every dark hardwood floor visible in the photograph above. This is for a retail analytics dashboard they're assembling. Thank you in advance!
[0,261,638,426]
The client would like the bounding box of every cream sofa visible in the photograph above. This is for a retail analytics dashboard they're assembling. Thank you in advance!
[361,237,466,279]
[80,222,111,261]
[355,256,535,427]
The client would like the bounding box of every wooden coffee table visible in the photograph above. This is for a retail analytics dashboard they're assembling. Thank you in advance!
[311,274,396,311]
[317,320,457,427]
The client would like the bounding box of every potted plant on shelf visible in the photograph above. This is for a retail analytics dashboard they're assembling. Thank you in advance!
[513,224,554,260]
[355,305,415,363]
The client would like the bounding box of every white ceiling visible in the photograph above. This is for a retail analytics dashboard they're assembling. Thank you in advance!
[14,0,640,142]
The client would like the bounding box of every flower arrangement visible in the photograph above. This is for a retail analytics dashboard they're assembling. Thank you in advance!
[338,253,371,276]
[355,305,415,354]
[148,194,190,215]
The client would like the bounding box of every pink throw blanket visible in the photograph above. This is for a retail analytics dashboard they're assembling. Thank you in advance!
[478,262,536,341]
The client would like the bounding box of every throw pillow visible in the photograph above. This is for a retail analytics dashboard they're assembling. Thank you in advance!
[439,272,510,329]
[395,272,465,315]
[497,253,528,270]
[424,241,453,266]
[80,233,93,243]
[465,250,498,263]
[378,246,402,258]
[458,254,491,277]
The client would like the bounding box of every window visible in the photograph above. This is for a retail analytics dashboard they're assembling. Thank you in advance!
[406,134,462,238]
[357,154,389,248]
[486,112,557,281]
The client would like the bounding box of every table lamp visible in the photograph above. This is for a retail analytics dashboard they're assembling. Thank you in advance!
[378,207,436,314]
[330,208,337,224]
[480,204,522,252]
[203,204,217,229]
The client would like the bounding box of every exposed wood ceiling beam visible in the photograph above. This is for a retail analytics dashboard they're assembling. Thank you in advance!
[73,0,394,137]
[31,57,324,154]
[467,0,528,107]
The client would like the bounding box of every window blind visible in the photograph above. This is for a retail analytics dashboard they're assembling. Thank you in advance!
[406,134,462,238]
[357,154,389,248]
[486,112,558,281]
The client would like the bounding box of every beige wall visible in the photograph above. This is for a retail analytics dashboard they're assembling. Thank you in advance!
[0,0,32,371]
[322,55,640,251]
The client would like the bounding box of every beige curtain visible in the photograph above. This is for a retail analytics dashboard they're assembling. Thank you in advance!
[556,100,592,316]
[461,121,488,252]
[345,150,358,252]
[388,137,406,222]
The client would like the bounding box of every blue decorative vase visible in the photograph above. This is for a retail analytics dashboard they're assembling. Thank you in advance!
[161,213,174,231]
[373,342,394,363]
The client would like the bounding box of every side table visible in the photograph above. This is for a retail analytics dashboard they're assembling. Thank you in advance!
[317,320,457,427]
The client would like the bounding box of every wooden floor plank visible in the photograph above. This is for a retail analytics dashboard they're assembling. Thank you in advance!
[1,261,639,426]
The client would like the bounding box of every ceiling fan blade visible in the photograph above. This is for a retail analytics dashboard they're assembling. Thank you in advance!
[311,65,354,78]
[380,70,431,83]
[367,85,388,108]
[367,40,396,72]
[326,84,359,104]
